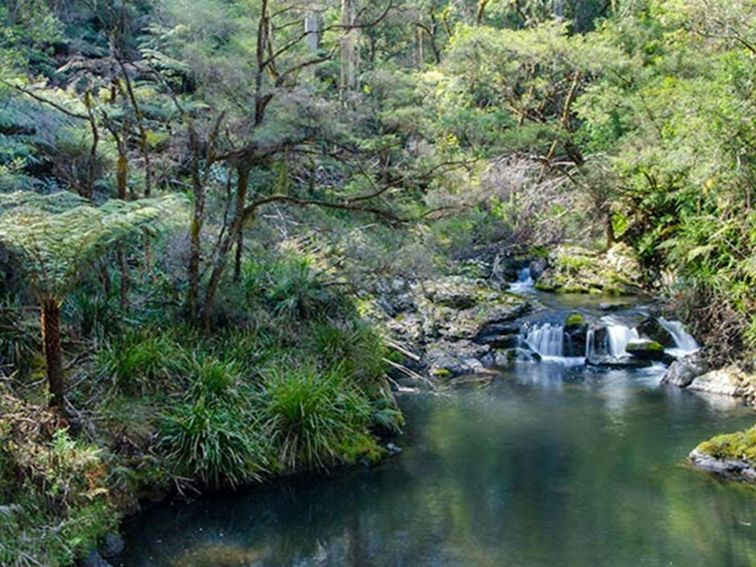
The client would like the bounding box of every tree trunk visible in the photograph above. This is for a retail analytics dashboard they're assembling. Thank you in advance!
[202,164,251,326]
[41,298,65,409]
[234,229,244,282]
[304,11,321,52]
[340,0,358,99]
[606,212,615,249]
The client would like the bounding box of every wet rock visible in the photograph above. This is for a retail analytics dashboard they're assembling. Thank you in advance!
[599,302,633,312]
[625,340,667,361]
[529,257,547,280]
[100,533,125,558]
[586,356,652,370]
[660,353,707,387]
[476,333,520,349]
[494,348,542,365]
[564,313,588,357]
[637,317,676,348]
[689,450,756,482]
[82,551,113,567]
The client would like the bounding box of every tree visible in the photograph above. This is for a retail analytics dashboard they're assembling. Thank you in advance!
[0,191,183,409]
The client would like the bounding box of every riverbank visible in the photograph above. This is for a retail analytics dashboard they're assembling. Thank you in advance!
[0,254,403,567]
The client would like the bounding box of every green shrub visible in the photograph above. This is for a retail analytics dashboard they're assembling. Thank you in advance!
[242,255,347,320]
[259,364,378,470]
[95,328,192,394]
[306,320,387,388]
[0,422,117,567]
[161,358,268,488]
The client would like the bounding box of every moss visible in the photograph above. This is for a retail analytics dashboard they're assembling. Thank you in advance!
[627,340,664,352]
[696,426,756,462]
[431,367,453,378]
[565,313,586,328]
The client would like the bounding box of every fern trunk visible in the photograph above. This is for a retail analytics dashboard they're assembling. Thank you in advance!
[41,298,65,408]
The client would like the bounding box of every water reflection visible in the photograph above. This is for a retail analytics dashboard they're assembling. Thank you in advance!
[118,366,756,567]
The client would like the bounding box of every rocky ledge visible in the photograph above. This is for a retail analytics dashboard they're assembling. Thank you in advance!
[689,426,756,482]
[367,275,533,378]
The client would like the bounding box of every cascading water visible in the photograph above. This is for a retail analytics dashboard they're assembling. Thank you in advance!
[658,318,699,355]
[605,321,640,357]
[510,266,535,294]
[524,323,564,357]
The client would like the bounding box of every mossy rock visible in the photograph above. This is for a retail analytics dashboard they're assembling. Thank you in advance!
[565,312,586,329]
[626,340,666,361]
[696,426,756,462]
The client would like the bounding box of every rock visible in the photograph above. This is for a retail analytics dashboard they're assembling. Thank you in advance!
[100,533,125,558]
[529,258,548,280]
[494,348,542,365]
[386,442,402,455]
[450,374,495,388]
[599,302,633,312]
[660,353,707,387]
[689,450,756,482]
[625,340,666,361]
[586,356,653,370]
[425,340,492,378]
[689,426,756,482]
[564,312,588,357]
[82,551,113,567]
[688,366,746,397]
[564,312,586,328]
[535,245,643,295]
[637,317,676,348]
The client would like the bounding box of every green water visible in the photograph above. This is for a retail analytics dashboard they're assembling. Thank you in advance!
[117,362,755,567]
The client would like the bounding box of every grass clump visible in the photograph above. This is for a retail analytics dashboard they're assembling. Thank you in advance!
[160,358,269,489]
[95,328,192,395]
[259,364,382,471]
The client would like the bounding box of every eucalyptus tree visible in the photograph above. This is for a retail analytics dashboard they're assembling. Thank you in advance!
[0,192,183,409]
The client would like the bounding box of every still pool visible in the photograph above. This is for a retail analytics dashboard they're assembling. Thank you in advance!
[117,362,755,567]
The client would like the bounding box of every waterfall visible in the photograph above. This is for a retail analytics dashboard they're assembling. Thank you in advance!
[510,266,535,293]
[658,318,699,354]
[586,327,595,358]
[603,318,640,357]
[524,323,564,357]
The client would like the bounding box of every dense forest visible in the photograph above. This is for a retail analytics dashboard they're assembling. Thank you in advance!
[0,1,754,566]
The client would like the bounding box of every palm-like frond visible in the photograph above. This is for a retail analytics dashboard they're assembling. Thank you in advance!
[0,191,186,300]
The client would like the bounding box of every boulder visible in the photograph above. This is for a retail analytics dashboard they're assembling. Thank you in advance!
[689,426,756,482]
[689,450,756,482]
[535,245,643,295]
[564,312,588,357]
[660,353,707,387]
[625,340,667,361]
[688,366,746,397]
[529,257,548,280]
[636,317,676,348]
[494,348,542,365]
[100,533,125,558]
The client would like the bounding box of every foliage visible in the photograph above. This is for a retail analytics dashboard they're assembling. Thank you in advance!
[0,192,185,301]
[160,358,268,489]
[259,364,381,471]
